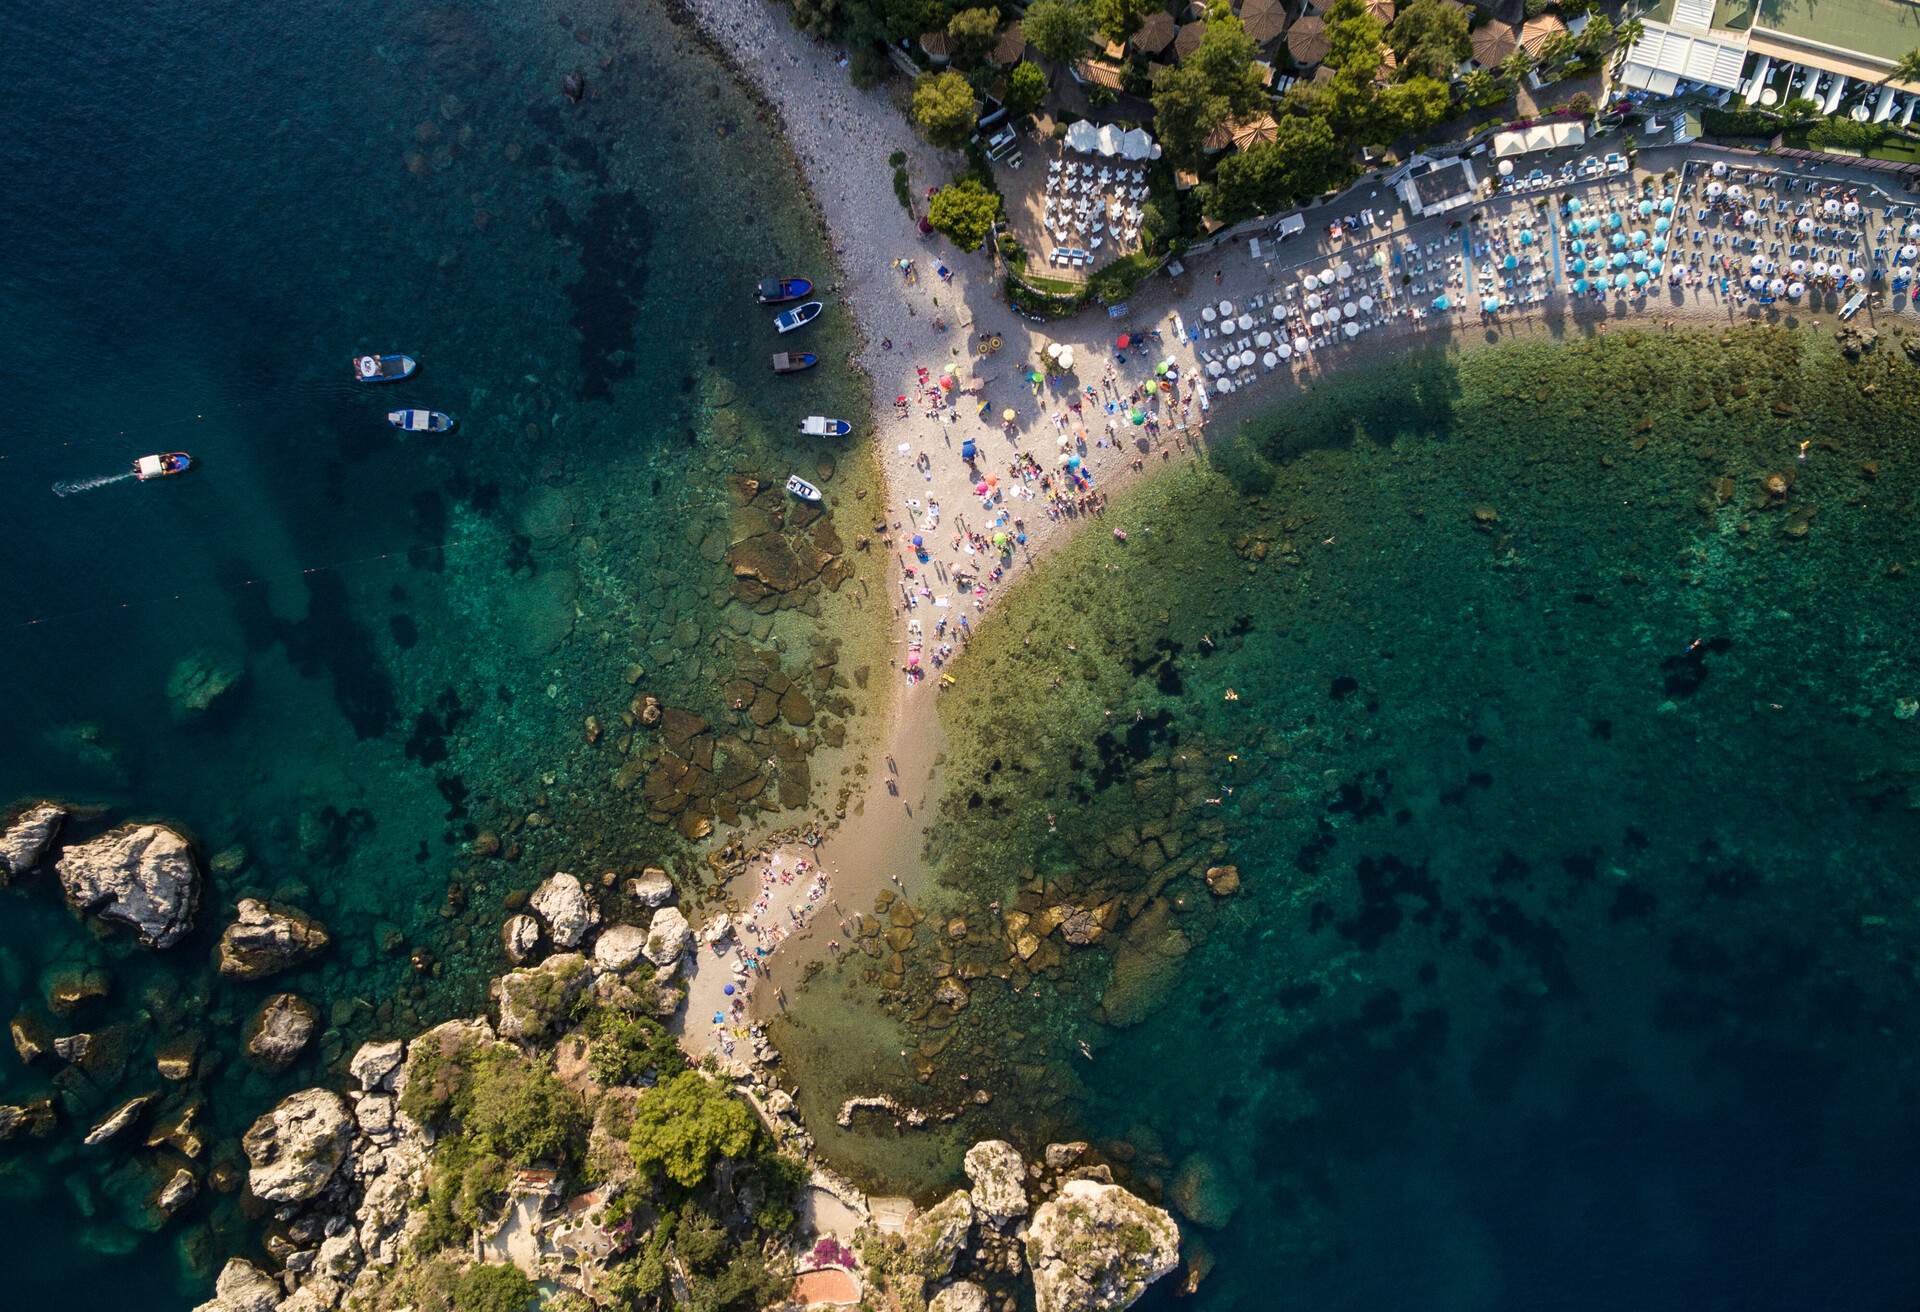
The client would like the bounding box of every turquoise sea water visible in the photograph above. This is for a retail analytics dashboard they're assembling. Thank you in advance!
[779,327,1920,1310]
[0,1,877,1304]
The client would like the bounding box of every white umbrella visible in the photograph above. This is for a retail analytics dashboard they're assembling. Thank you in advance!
[1277,342,1292,358]
[1337,261,1353,279]
[1310,311,1325,327]
[1218,300,1233,316]
[1307,292,1323,310]
[1747,275,1765,290]
[1323,267,1338,285]
[1216,377,1233,394]
[1262,351,1277,369]
[1742,209,1758,225]
[1901,265,1916,279]
[1811,261,1827,278]
[1729,184,1746,199]
[1770,278,1787,294]
[1844,201,1861,219]
[1045,342,1062,358]
[1342,303,1357,319]
[1790,259,1807,274]
[1706,181,1723,198]
[1788,280,1806,298]
[1059,348,1074,370]
[1904,244,1919,261]
[1206,360,1223,377]
[1201,306,1216,322]
[1343,321,1360,338]
[1852,266,1867,282]
[1906,223,1920,239]
[1256,330,1273,347]
[1823,199,1840,215]
[1272,305,1288,321]
[1798,217,1814,233]
[1303,274,1319,291]
[1711,160,1728,176]
[1237,313,1254,331]
[1293,336,1310,353]
[1359,295,1375,311]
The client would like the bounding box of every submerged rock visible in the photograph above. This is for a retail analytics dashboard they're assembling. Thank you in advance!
[530,871,599,948]
[55,823,200,949]
[156,1166,198,1215]
[963,1139,1029,1228]
[1170,1152,1239,1228]
[216,899,330,979]
[0,801,66,883]
[245,993,318,1071]
[166,650,247,721]
[83,1093,154,1146]
[1025,1179,1180,1312]
[11,1013,52,1064]
[242,1088,352,1202]
[191,1258,282,1312]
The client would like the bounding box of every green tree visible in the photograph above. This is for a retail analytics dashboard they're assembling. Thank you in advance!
[1613,18,1644,52]
[912,70,980,147]
[1499,47,1535,89]
[927,177,1003,249]
[1575,13,1614,56]
[628,1071,759,1189]
[1377,74,1452,138]
[947,7,1002,66]
[1324,0,1387,72]
[877,0,942,42]
[1004,59,1050,116]
[1459,67,1500,108]
[1386,0,1469,80]
[1189,14,1267,116]
[1092,0,1151,43]
[1150,62,1232,163]
[1881,48,1920,87]
[451,1262,535,1312]
[461,1049,585,1166]
[789,0,839,39]
[1024,0,1095,69]
[1535,31,1575,71]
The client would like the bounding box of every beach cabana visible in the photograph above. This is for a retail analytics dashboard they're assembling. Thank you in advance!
[989,22,1027,66]
[918,30,952,64]
[1240,0,1289,46]
[1471,22,1519,69]
[1286,16,1329,66]
[1131,10,1176,55]
[1174,21,1208,61]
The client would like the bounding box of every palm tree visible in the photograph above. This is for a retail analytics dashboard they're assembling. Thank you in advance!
[1500,48,1535,90]
[1880,47,1920,88]
[1614,18,1645,52]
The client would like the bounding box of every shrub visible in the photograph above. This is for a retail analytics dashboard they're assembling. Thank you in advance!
[850,45,890,89]
[587,1008,685,1088]
[462,1047,585,1165]
[927,177,1003,251]
[451,1261,535,1312]
[911,70,979,147]
[1004,60,1049,118]
[893,165,912,208]
[888,149,907,167]
[627,1071,758,1188]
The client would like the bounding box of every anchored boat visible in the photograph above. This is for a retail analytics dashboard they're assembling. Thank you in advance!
[756,276,814,304]
[799,416,851,437]
[773,301,822,334]
[134,452,192,480]
[785,475,822,502]
[354,353,417,383]
[387,408,455,433]
[771,352,818,374]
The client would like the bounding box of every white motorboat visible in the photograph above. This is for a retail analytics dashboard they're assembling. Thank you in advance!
[799,416,851,437]
[785,475,822,501]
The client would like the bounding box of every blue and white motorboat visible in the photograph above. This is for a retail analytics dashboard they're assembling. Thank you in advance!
[354,353,417,383]
[799,416,851,437]
[785,475,822,502]
[756,276,814,304]
[387,408,455,433]
[134,452,192,480]
[773,302,822,334]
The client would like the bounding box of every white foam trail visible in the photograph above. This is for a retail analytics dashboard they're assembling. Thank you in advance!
[53,471,137,497]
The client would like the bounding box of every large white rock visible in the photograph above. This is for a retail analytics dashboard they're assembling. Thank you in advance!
[963,1139,1029,1228]
[242,1088,353,1202]
[593,923,650,971]
[56,823,199,948]
[494,953,590,1041]
[642,905,692,968]
[0,801,65,883]
[904,1189,975,1279]
[349,1039,406,1092]
[1025,1179,1181,1312]
[191,1259,282,1312]
[628,868,676,906]
[930,1281,992,1312]
[530,871,599,948]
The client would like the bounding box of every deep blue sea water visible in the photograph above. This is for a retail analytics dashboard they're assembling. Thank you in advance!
[0,0,874,1303]
[779,329,1920,1312]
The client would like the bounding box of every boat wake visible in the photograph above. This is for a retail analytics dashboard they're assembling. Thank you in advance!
[53,471,136,497]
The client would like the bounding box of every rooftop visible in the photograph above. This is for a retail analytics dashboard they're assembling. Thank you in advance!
[1754,0,1920,63]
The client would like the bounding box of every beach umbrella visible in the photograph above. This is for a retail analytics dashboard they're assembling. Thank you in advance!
[1567,198,1584,214]
[1481,295,1500,312]
[1503,254,1519,269]
[1630,231,1648,247]
[1612,253,1629,269]
[1343,321,1360,338]
[1218,300,1233,316]
[1045,342,1061,358]
[1154,358,1168,373]
[1431,294,1451,310]
[1712,160,1727,176]
[1845,201,1861,219]
[911,534,923,548]
[1359,294,1374,311]
[1216,378,1232,394]
[1902,265,1916,280]
[1706,181,1723,198]
[1310,311,1325,327]
[1277,342,1292,358]
[1585,218,1602,235]
[1824,198,1840,216]
[1852,266,1867,282]
[1573,257,1588,273]
[1798,217,1814,234]
[1307,292,1323,309]
[1129,409,1145,425]
[1337,261,1353,279]
[1770,278,1787,294]
[1634,272,1648,287]
[1571,240,1585,255]
[1002,408,1016,422]
[723,984,735,996]
[1272,305,1288,322]
[993,531,1008,547]
[1905,244,1920,262]
[1114,334,1129,348]
[940,374,955,390]
[1906,223,1920,239]
[1632,252,1647,267]
[1660,197,1675,213]
[713,1013,725,1024]
[1056,452,1071,465]
[1323,267,1338,284]
[1573,278,1588,293]
[1256,330,1272,347]
[1201,306,1216,322]
[1657,216,1674,234]
[1747,275,1766,291]
[1238,313,1254,331]
[1059,348,1074,369]
[1519,230,1535,246]
[1638,200,1653,217]
[1339,302,1354,319]
[1791,258,1807,274]
[1650,260,1663,275]
[1262,351,1278,368]
[1812,261,1828,278]
[1294,336,1311,353]
[1728,185,1746,200]
[1303,273,1319,291]
[1652,238,1668,253]
[1610,234,1626,250]
[1618,273,1635,289]
[1788,280,1806,298]
[1205,360,1222,377]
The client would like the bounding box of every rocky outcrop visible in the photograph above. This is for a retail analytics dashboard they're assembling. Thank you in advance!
[156,1167,199,1215]
[494,953,590,1042]
[501,912,542,965]
[83,1093,153,1146]
[245,993,318,1070]
[349,1039,406,1092]
[905,1190,975,1279]
[628,868,675,906]
[530,871,599,949]
[963,1139,1029,1229]
[593,923,650,971]
[242,1088,353,1202]
[0,801,66,883]
[1025,1180,1181,1312]
[56,823,199,948]
[191,1259,283,1312]
[929,1281,992,1312]
[642,905,692,969]
[0,1098,56,1141]
[216,899,330,979]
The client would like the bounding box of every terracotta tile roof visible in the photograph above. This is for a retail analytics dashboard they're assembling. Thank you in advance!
[991,22,1027,66]
[1203,112,1281,152]
[1132,10,1177,53]
[1471,21,1519,66]
[1240,0,1290,45]
[1175,21,1208,60]
[919,30,951,61]
[1517,13,1567,57]
[1074,57,1126,90]
[1286,15,1329,65]
[1365,0,1397,21]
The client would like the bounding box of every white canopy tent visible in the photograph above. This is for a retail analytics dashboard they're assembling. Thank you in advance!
[1064,120,1162,160]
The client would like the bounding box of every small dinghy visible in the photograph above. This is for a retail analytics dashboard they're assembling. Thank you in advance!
[387,409,455,433]
[134,452,192,480]
[757,276,814,304]
[354,353,417,383]
[771,352,818,374]
[799,416,851,437]
[773,301,822,334]
[785,475,822,502]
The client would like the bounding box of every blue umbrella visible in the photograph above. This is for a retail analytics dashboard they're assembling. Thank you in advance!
[1067,454,1082,469]
[1568,199,1584,214]
[1614,272,1631,288]
[1586,218,1603,235]
[1634,272,1648,287]
[712,1013,725,1024]
[1649,259,1664,274]
[1652,237,1668,253]
[1432,294,1451,310]
[1571,257,1586,273]
[912,534,924,547]
[1482,295,1501,312]
[1654,216,1671,234]
[1608,213,1624,229]
[1519,230,1535,246]
[1610,233,1626,250]
[1638,200,1653,217]
[1660,197,1675,214]
[1573,277,1589,293]
[1630,230,1647,246]
[1633,252,1648,266]
[1571,239,1585,254]
[1612,253,1628,269]
[1503,254,1518,269]
[723,984,736,995]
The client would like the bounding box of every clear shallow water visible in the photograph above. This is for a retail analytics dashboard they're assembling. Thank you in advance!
[780,328,1920,1310]
[0,0,879,1303]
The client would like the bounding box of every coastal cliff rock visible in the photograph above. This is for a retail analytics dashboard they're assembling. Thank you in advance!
[929,1281,992,1312]
[349,1039,406,1092]
[642,905,692,969]
[191,1258,283,1312]
[905,1189,976,1278]
[1025,1179,1181,1312]
[245,992,318,1070]
[501,912,543,965]
[530,871,599,948]
[494,953,590,1041]
[217,899,330,979]
[242,1088,352,1202]
[593,923,650,971]
[963,1139,1029,1228]
[55,823,199,948]
[156,1167,199,1215]
[629,867,675,906]
[0,801,66,882]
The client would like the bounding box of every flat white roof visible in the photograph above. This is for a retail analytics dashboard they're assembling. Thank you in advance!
[1491,121,1587,157]
[1621,20,1750,92]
